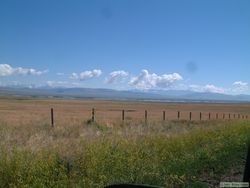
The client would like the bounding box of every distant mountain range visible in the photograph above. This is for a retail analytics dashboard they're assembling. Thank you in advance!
[0,86,250,103]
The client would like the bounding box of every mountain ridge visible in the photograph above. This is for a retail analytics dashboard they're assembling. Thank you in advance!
[0,86,250,102]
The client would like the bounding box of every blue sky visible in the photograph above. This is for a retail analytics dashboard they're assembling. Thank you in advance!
[0,0,249,94]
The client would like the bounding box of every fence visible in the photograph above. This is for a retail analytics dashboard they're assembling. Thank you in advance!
[49,108,249,127]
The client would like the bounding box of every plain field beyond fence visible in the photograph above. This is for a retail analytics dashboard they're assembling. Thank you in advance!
[0,97,249,127]
[49,108,249,127]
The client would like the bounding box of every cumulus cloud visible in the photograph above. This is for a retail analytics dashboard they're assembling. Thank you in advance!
[80,69,102,80]
[106,70,129,84]
[188,82,249,94]
[70,69,102,81]
[0,64,47,76]
[232,81,248,92]
[189,84,225,94]
[129,69,183,89]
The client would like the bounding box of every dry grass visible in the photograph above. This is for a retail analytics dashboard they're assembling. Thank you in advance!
[0,96,249,127]
[1,119,250,187]
[1,97,250,187]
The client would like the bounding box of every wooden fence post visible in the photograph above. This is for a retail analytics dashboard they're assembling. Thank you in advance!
[216,113,218,119]
[200,112,202,121]
[189,112,192,121]
[209,113,211,120]
[223,113,225,119]
[51,108,54,127]
[177,111,180,120]
[145,110,148,123]
[163,111,166,121]
[92,108,95,122]
[122,110,125,121]
[229,113,230,119]
[234,114,235,119]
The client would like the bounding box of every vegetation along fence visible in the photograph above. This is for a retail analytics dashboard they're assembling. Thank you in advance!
[49,108,249,127]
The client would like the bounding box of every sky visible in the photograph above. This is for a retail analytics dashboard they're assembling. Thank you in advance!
[0,0,249,94]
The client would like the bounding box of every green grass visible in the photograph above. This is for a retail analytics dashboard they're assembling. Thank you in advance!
[0,120,250,187]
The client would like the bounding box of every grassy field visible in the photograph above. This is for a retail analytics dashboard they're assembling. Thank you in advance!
[0,96,249,126]
[0,97,250,187]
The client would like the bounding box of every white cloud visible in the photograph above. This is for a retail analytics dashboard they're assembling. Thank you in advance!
[70,69,102,81]
[233,81,248,86]
[0,64,14,76]
[79,69,102,80]
[203,84,225,93]
[129,69,182,89]
[106,70,129,84]
[70,72,79,80]
[232,81,248,92]
[188,82,249,94]
[0,64,47,76]
[189,84,225,94]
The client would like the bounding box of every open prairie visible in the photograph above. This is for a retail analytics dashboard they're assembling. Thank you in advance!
[0,96,250,126]
[1,96,250,187]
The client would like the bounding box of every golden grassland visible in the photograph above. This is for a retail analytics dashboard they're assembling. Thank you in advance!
[0,97,250,187]
[0,96,249,126]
